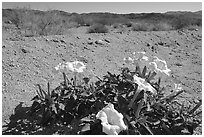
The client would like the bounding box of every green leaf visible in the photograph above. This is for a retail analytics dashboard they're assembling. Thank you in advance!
[37,84,45,99]
[31,95,39,101]
[36,90,43,99]
[137,116,147,124]
[158,77,161,86]
[146,71,151,81]
[128,89,141,108]
[29,100,41,115]
[47,81,50,96]
[161,122,172,134]
[189,100,202,115]
[160,90,184,103]
[63,72,69,88]
[147,71,157,81]
[193,111,202,117]
[142,66,147,78]
[134,99,144,119]
[135,62,142,76]
[118,95,128,112]
[166,90,184,103]
[140,123,154,135]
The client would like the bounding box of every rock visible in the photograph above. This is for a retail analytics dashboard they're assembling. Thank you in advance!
[76,36,80,39]
[158,42,164,46]
[147,43,151,47]
[104,39,110,43]
[176,42,180,46]
[95,40,104,45]
[7,20,12,24]
[33,38,37,41]
[21,48,28,53]
[88,41,93,45]
[60,40,66,44]
[51,39,59,43]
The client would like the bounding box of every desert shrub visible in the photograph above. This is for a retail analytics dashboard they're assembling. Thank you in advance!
[3,9,66,36]
[34,14,64,36]
[73,15,88,26]
[132,22,173,31]
[87,23,108,33]
[132,23,149,31]
[152,22,173,31]
[112,23,120,28]
[8,10,22,28]
[171,16,202,30]
[123,21,133,27]
[184,25,200,31]
[172,17,191,30]
[28,60,201,135]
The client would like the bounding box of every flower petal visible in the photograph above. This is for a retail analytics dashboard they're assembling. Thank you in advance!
[96,110,108,124]
[174,83,183,91]
[96,103,127,134]
[149,56,171,76]
[101,123,120,135]
[133,75,156,94]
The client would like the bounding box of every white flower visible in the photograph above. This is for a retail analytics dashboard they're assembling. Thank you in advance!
[96,103,127,135]
[52,61,86,74]
[174,83,183,91]
[133,75,156,95]
[52,62,67,74]
[141,55,149,61]
[66,61,86,73]
[133,51,146,60]
[137,51,146,54]
[124,57,134,64]
[149,56,171,76]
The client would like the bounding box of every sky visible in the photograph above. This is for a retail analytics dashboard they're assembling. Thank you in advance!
[2,1,202,14]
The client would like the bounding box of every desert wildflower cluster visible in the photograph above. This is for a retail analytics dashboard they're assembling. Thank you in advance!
[29,53,201,135]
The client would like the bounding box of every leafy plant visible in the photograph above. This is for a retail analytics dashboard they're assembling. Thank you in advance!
[29,63,201,135]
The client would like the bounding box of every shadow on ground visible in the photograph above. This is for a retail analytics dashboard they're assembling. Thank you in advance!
[2,102,73,135]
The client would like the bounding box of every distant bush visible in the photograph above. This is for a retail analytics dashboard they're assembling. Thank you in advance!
[112,23,123,29]
[132,23,149,31]
[123,22,133,27]
[171,16,202,30]
[3,9,67,36]
[87,23,108,33]
[152,22,173,31]
[132,22,174,31]
[35,13,64,36]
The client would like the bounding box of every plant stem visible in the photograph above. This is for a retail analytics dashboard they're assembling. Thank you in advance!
[74,72,77,87]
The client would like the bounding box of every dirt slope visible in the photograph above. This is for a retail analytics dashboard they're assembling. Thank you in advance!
[2,26,202,132]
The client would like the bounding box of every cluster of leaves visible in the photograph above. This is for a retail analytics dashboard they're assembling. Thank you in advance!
[29,63,201,135]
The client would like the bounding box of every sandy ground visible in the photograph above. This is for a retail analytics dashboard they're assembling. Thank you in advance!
[2,25,202,134]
